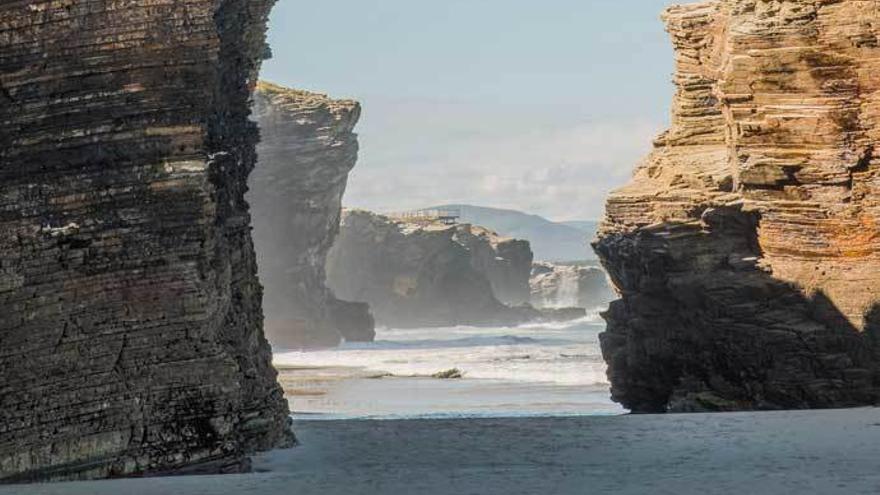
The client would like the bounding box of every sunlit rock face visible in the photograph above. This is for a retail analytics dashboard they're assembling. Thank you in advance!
[530,262,615,310]
[0,0,292,482]
[595,0,880,413]
[326,211,536,328]
[249,82,374,349]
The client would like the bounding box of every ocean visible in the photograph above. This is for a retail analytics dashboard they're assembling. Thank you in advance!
[273,311,623,419]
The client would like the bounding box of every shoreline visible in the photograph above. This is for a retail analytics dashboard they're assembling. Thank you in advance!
[273,321,618,419]
[6,407,880,495]
[288,408,626,421]
[278,367,621,419]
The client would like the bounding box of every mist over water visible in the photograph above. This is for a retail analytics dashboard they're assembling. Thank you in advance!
[554,273,581,308]
[274,311,623,419]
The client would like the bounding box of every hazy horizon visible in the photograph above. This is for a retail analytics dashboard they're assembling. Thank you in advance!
[261,1,686,221]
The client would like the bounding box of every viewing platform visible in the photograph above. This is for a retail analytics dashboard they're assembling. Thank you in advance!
[387,208,462,226]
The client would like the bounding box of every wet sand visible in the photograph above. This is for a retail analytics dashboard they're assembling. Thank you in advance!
[278,365,620,419]
[6,408,880,495]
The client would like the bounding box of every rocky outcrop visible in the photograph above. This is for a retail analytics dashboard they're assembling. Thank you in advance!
[0,0,292,482]
[530,262,615,309]
[326,211,538,328]
[458,227,533,306]
[595,1,880,413]
[248,82,374,349]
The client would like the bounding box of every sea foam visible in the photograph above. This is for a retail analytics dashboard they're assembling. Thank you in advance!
[273,316,609,387]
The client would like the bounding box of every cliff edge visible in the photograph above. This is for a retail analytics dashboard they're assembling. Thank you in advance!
[326,211,539,328]
[0,0,291,482]
[595,0,880,412]
[249,82,374,349]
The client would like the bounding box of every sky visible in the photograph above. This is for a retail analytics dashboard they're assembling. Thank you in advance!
[261,1,689,221]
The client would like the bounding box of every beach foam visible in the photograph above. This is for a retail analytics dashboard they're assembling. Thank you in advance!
[273,315,620,418]
[274,315,608,386]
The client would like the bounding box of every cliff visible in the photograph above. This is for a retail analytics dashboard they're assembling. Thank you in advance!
[457,227,533,306]
[249,82,374,349]
[326,211,537,328]
[0,0,292,482]
[427,204,597,261]
[530,262,615,310]
[595,0,880,412]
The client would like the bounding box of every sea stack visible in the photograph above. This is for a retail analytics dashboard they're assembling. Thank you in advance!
[595,1,880,413]
[326,210,539,328]
[249,82,375,349]
[0,0,291,481]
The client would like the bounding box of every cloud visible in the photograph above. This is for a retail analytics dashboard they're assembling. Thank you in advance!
[342,97,663,221]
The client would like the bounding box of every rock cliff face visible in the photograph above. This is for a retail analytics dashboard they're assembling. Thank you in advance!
[0,0,291,482]
[458,228,533,306]
[530,262,615,310]
[326,211,535,328]
[249,82,374,349]
[595,0,880,413]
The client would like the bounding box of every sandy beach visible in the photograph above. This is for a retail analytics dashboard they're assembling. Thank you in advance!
[9,322,878,494]
[5,407,880,495]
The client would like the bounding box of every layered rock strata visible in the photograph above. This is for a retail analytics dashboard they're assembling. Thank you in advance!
[0,0,291,482]
[530,262,615,310]
[595,0,880,412]
[249,82,374,349]
[326,211,538,328]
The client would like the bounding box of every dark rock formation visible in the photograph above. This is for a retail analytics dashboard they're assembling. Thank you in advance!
[248,82,374,349]
[595,1,880,413]
[0,0,292,482]
[458,227,533,306]
[530,262,615,310]
[326,210,537,328]
[326,299,375,344]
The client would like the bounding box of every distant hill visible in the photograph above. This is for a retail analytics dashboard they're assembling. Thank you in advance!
[428,204,598,261]
[559,220,599,235]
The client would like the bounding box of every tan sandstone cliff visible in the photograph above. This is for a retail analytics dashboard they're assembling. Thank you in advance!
[249,82,374,349]
[595,0,880,413]
[0,0,291,482]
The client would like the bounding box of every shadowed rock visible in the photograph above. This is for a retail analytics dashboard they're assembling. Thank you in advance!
[249,82,375,349]
[0,0,291,482]
[326,210,539,328]
[595,1,880,412]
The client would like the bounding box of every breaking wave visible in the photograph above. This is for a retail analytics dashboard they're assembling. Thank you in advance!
[274,315,609,387]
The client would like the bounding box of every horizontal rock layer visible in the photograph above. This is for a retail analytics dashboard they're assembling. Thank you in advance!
[249,82,374,349]
[326,211,536,328]
[596,0,880,412]
[0,0,291,482]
